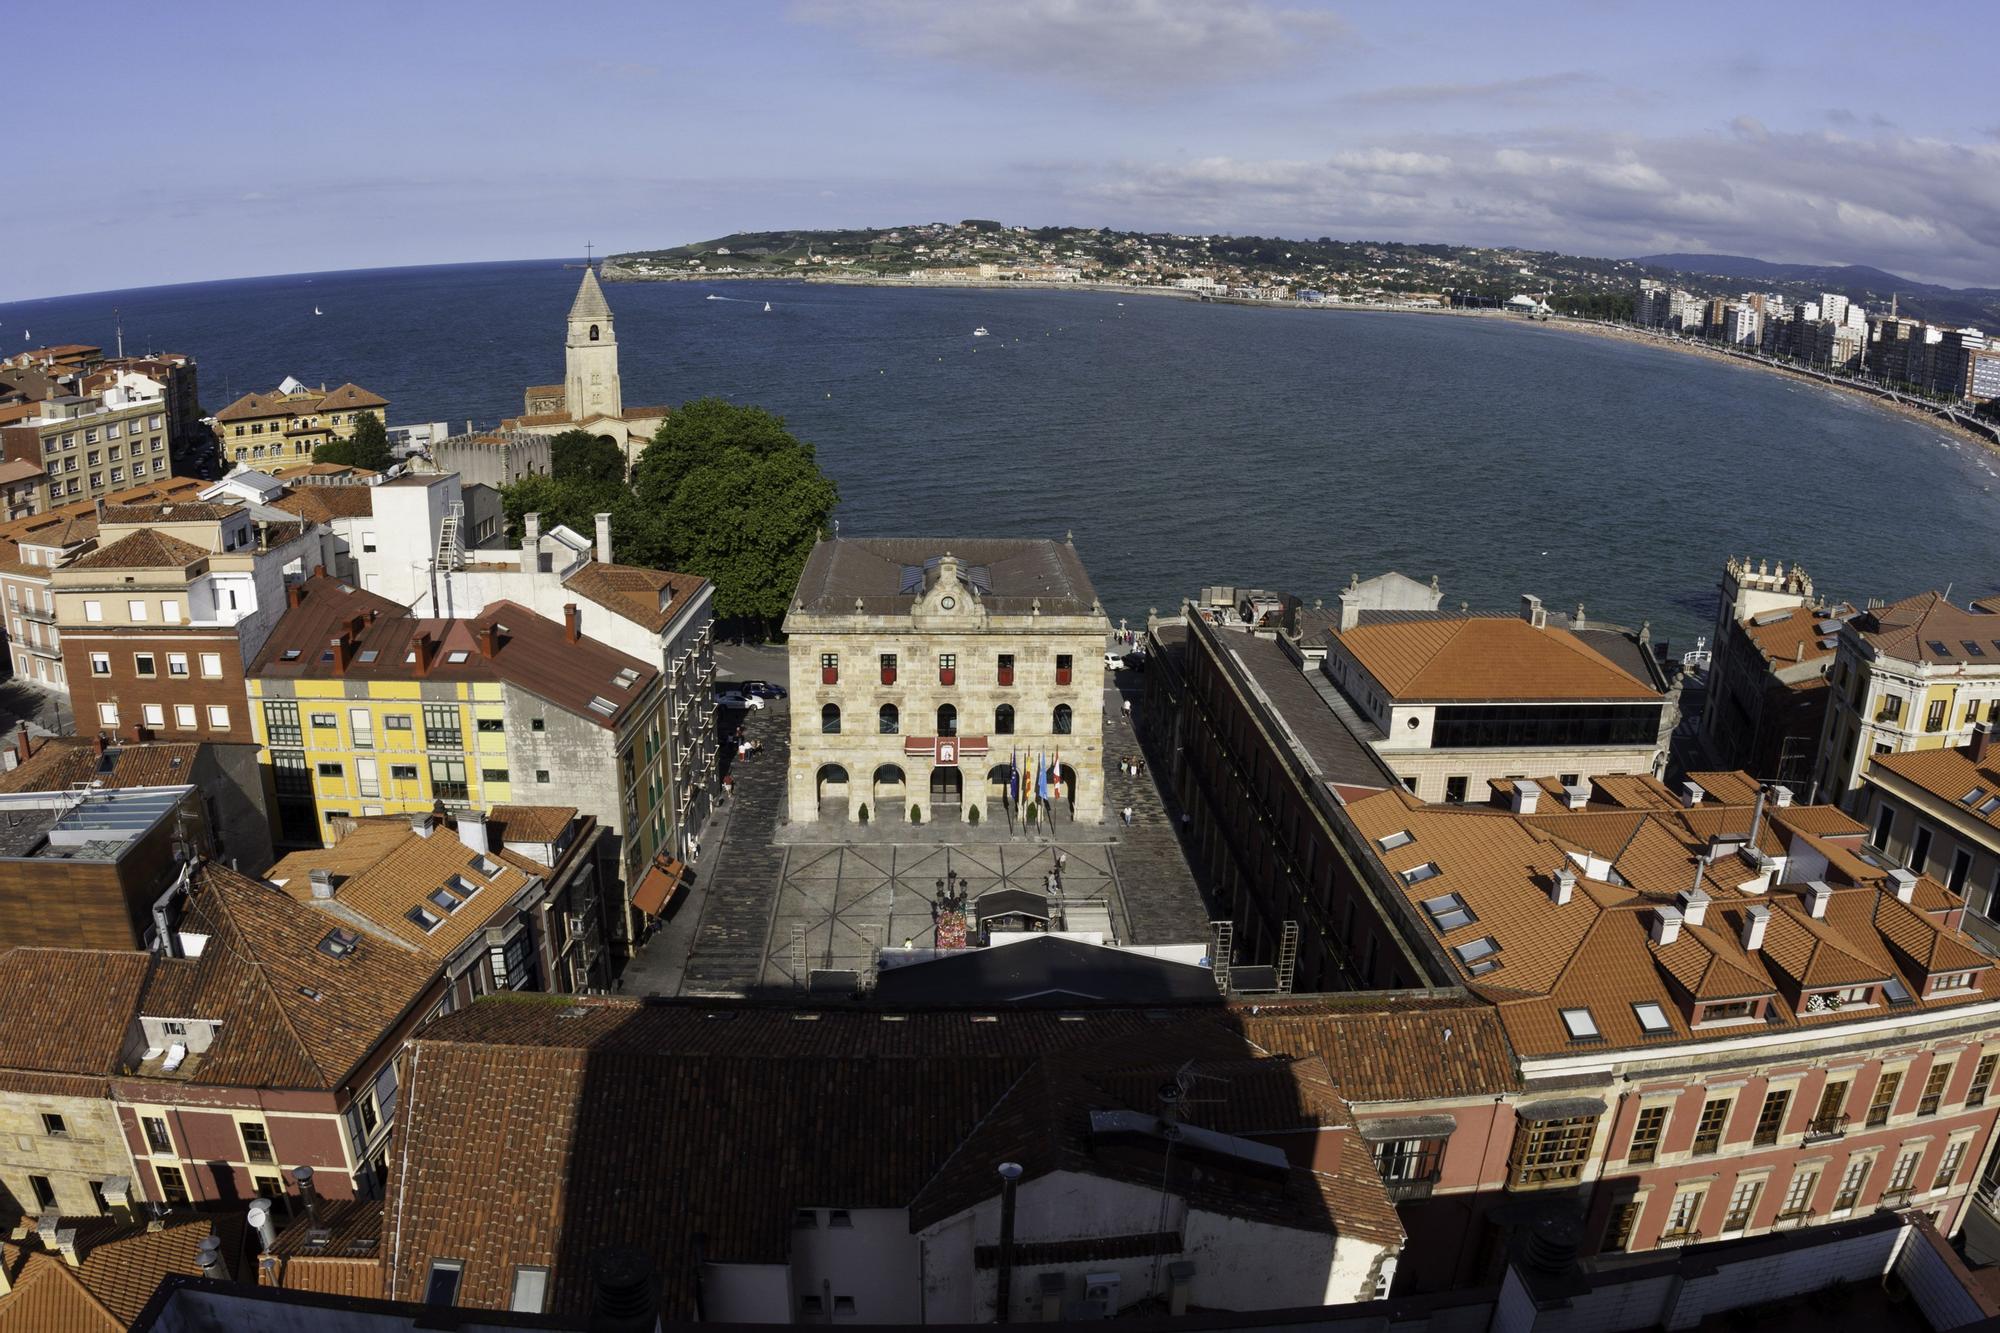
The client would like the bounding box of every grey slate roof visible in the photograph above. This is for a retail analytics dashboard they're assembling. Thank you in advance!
[791,537,1101,616]
[568,267,613,322]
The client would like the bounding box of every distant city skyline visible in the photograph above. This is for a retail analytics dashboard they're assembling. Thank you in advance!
[5,0,1998,302]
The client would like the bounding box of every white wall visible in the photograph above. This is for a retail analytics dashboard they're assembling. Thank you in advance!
[789,1207,921,1324]
[701,1262,794,1323]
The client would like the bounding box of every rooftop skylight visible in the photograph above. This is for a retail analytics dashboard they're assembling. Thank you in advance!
[1421,891,1476,932]
[1401,861,1442,886]
[588,696,617,716]
[1453,936,1500,975]
[1560,1007,1600,1039]
[1632,1001,1671,1033]
[1377,830,1414,852]
[315,928,361,959]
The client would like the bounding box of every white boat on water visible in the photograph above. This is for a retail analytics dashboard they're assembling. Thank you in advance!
[972,327,989,337]
[313,306,323,315]
[764,302,772,312]
[705,294,723,301]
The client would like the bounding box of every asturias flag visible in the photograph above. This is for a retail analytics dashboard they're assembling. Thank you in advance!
[1008,751,1019,806]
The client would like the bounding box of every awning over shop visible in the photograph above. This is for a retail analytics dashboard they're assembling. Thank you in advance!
[633,855,689,917]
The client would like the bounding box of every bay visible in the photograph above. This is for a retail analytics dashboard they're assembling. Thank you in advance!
[6,259,1997,649]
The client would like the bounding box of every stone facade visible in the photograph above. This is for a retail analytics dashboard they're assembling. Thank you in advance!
[783,543,1110,827]
[501,268,669,473]
[0,1081,135,1219]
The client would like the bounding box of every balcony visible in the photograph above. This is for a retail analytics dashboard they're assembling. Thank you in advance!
[17,604,54,624]
[1659,1227,1702,1247]
[1804,1114,1848,1144]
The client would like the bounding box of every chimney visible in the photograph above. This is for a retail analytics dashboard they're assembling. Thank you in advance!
[1511,782,1540,815]
[458,810,490,855]
[308,868,335,900]
[1807,880,1834,919]
[409,812,434,838]
[1679,886,1711,926]
[1770,783,1795,808]
[34,1210,60,1252]
[594,511,613,564]
[246,1199,278,1251]
[1549,867,1576,905]
[564,602,582,644]
[996,1162,1023,1323]
[1971,723,1995,768]
[293,1166,321,1229]
[1681,780,1705,808]
[329,633,354,674]
[54,1226,80,1268]
[476,624,498,659]
[1651,903,1684,946]
[1520,593,1547,628]
[521,511,541,574]
[311,563,326,580]
[13,722,31,765]
[1889,867,1918,902]
[1741,902,1771,952]
[1563,781,1590,810]
[100,1175,131,1221]
[411,630,437,677]
[94,732,108,756]
[286,580,305,609]
[197,1233,231,1281]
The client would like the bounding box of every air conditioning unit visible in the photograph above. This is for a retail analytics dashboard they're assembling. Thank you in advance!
[1077,1272,1120,1318]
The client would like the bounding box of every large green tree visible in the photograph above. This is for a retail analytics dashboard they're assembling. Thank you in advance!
[632,399,838,632]
[548,429,626,486]
[314,412,394,471]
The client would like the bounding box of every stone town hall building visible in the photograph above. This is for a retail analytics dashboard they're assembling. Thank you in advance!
[500,266,671,469]
[784,538,1110,826]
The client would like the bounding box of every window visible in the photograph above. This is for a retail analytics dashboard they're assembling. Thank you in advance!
[1967,1055,1998,1108]
[408,904,444,932]
[264,701,302,746]
[1813,1079,1850,1132]
[1935,1139,1969,1192]
[1926,698,1947,732]
[41,1112,67,1137]
[157,1164,190,1206]
[1692,1096,1730,1155]
[310,712,337,728]
[391,764,419,781]
[1055,653,1073,684]
[1633,1001,1671,1034]
[143,704,164,729]
[31,1175,56,1210]
[1781,1165,1820,1219]
[1372,1137,1445,1184]
[83,599,102,621]
[207,705,230,729]
[1662,1185,1706,1242]
[241,1121,274,1164]
[1867,1070,1902,1127]
[1879,693,1902,721]
[1721,1177,1763,1232]
[481,768,508,784]
[200,652,222,678]
[879,653,897,684]
[510,1267,549,1314]
[142,1115,171,1153]
[385,713,413,731]
[422,704,462,749]
[1753,1089,1791,1146]
[1560,1008,1600,1041]
[1453,935,1502,975]
[828,1209,853,1228]
[1699,998,1759,1024]
[1508,1114,1597,1188]
[317,762,344,778]
[820,652,838,683]
[127,599,148,621]
[97,703,119,727]
[1886,1148,1921,1196]
[995,703,1014,734]
[429,757,468,802]
[1444,775,1469,803]
[89,651,110,676]
[1053,703,1072,734]
[167,653,188,677]
[1919,1063,1952,1116]
[476,717,504,733]
[1420,891,1475,931]
[1602,1200,1641,1253]
[133,652,157,677]
[937,703,956,737]
[878,703,899,734]
[536,770,550,783]
[998,653,1015,686]
[821,703,841,734]
[425,1261,463,1307]
[938,653,956,684]
[1910,825,1933,874]
[1627,1105,1668,1164]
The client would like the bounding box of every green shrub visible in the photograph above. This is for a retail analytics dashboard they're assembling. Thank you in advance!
[910,804,922,824]
[857,803,869,824]
[967,806,980,826]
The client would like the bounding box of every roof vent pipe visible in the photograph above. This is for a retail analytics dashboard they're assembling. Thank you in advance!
[246,1199,277,1251]
[292,1165,321,1229]
[197,1233,230,1281]
[997,1162,1024,1324]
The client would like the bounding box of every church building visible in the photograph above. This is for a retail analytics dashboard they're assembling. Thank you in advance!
[501,266,671,470]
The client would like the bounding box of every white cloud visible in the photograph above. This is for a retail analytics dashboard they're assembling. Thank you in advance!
[1061,125,2000,287]
[790,0,1345,90]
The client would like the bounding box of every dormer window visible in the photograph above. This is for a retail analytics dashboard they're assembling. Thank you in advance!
[1931,971,1978,995]
[1696,997,1765,1025]
[1803,985,1875,1014]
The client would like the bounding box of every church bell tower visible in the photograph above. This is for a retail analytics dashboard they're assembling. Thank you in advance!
[563,266,624,423]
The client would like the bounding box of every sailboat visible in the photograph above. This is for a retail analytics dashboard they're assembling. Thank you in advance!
[972,327,989,337]
[313,306,323,316]
[763,301,772,313]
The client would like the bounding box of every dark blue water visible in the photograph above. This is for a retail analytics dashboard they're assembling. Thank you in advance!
[7,260,1997,648]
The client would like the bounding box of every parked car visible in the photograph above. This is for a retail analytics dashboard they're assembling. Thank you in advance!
[1103,651,1126,669]
[713,690,763,710]
[742,681,789,699]
[1121,651,1148,671]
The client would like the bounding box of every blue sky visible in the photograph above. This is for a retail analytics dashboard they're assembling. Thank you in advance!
[7,0,1997,300]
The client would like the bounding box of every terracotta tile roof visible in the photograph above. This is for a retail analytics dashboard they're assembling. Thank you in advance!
[1872,747,2000,833]
[65,529,206,571]
[215,383,386,424]
[267,822,534,960]
[1235,997,1518,1101]
[0,479,205,553]
[1737,602,1853,670]
[0,948,148,1075]
[0,460,43,486]
[1854,591,2000,667]
[98,501,240,525]
[561,561,702,634]
[130,863,435,1090]
[488,805,577,846]
[0,1214,228,1332]
[1588,773,1683,809]
[1343,776,2000,1057]
[264,461,377,481]
[317,383,386,411]
[270,484,376,523]
[382,995,1481,1316]
[501,411,575,428]
[252,575,659,731]
[0,739,210,794]
[1333,616,1662,702]
[1684,770,1765,806]
[258,1199,382,1298]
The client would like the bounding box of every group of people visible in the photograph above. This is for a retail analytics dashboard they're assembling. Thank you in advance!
[1118,755,1145,777]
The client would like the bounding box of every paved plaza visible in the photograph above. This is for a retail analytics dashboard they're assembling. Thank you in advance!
[620,647,1216,998]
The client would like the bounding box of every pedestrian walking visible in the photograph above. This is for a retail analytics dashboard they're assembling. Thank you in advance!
[1122,698,1132,719]
[1122,805,1135,826]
